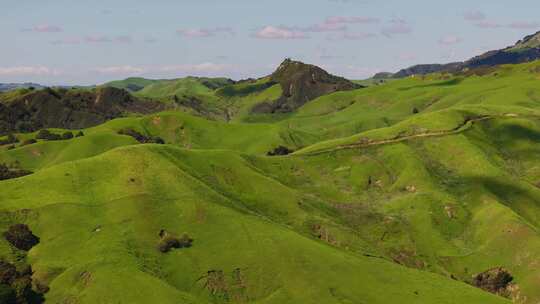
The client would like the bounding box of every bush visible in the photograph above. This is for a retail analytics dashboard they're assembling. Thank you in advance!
[118,128,164,144]
[0,284,16,304]
[61,131,73,140]
[0,164,33,181]
[0,261,18,285]
[20,139,37,147]
[472,267,513,296]
[0,134,18,146]
[35,130,61,141]
[3,224,40,251]
[157,230,193,253]
[412,107,419,114]
[267,146,293,156]
[75,131,85,137]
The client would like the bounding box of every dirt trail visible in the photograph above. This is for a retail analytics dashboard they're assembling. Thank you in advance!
[300,114,526,156]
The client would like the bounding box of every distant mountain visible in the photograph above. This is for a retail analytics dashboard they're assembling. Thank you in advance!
[252,58,362,113]
[0,82,45,92]
[382,30,540,78]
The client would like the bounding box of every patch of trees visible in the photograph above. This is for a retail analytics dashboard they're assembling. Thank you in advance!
[267,146,294,156]
[118,128,165,144]
[0,164,32,181]
[0,260,45,304]
[471,267,514,298]
[34,130,82,142]
[157,229,193,253]
[0,134,19,146]
[0,224,45,303]
[3,224,39,251]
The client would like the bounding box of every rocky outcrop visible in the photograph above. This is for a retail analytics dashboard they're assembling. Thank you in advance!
[252,59,362,113]
[0,87,165,135]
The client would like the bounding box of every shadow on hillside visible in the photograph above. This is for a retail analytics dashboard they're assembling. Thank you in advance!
[399,78,464,91]
[464,176,540,226]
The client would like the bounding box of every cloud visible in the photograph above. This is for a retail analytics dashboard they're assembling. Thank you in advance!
[396,53,417,61]
[254,26,309,39]
[381,18,412,37]
[464,11,486,21]
[508,21,540,29]
[0,66,60,76]
[326,32,376,40]
[50,38,82,45]
[84,35,133,43]
[176,27,234,38]
[438,35,462,45]
[91,65,145,74]
[23,24,63,33]
[474,21,502,29]
[144,37,158,43]
[302,23,347,32]
[325,16,380,25]
[157,63,235,73]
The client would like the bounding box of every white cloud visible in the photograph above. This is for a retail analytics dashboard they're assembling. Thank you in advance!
[381,18,412,37]
[508,21,540,29]
[464,11,486,22]
[23,24,63,33]
[438,35,462,45]
[158,63,235,73]
[0,66,61,76]
[177,27,234,38]
[91,65,145,74]
[474,21,502,29]
[325,16,380,25]
[254,26,308,39]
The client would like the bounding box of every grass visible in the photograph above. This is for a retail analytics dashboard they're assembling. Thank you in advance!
[1,61,540,303]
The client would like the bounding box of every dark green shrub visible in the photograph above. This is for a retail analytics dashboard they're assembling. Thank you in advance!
[75,131,85,137]
[0,284,16,304]
[157,230,193,253]
[35,130,61,141]
[0,134,18,146]
[0,164,33,181]
[20,139,37,147]
[267,146,293,156]
[3,224,40,251]
[61,131,73,140]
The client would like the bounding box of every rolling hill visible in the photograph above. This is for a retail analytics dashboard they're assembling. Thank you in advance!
[1,41,540,303]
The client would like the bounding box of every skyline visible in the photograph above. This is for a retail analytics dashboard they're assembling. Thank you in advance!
[2,0,540,85]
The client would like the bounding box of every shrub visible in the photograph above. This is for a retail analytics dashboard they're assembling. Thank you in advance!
[412,107,419,114]
[0,164,33,181]
[61,131,73,140]
[20,139,37,147]
[0,284,16,304]
[157,230,193,253]
[35,130,61,141]
[0,134,18,146]
[267,146,293,156]
[75,131,85,137]
[118,128,164,144]
[3,224,40,251]
[472,267,513,296]
[0,261,18,285]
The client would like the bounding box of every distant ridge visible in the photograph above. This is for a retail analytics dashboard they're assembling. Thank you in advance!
[379,30,540,78]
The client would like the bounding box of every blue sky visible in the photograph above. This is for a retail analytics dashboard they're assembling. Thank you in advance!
[1,0,539,85]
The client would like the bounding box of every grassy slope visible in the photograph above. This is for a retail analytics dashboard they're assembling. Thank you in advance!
[0,145,510,304]
[1,61,540,303]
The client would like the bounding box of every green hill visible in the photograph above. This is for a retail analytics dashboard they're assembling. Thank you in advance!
[1,60,540,303]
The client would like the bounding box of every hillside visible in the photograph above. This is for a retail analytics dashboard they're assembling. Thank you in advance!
[0,87,165,135]
[1,58,540,303]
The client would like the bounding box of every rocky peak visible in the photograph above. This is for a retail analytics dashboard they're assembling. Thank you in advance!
[252,59,361,113]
